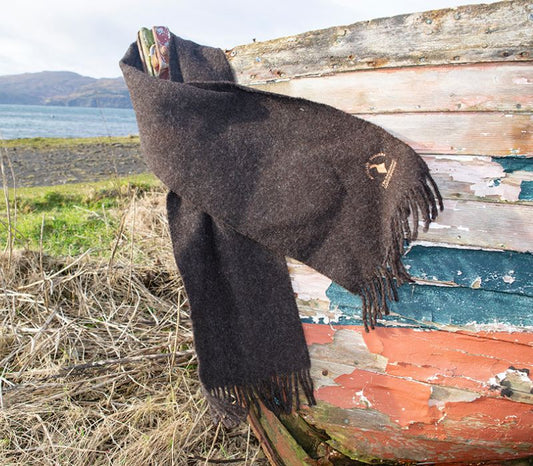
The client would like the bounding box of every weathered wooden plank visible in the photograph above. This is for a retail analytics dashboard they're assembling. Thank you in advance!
[324,281,533,328]
[301,323,533,463]
[361,112,533,156]
[424,155,533,204]
[228,0,533,84]
[291,245,533,300]
[248,405,312,465]
[289,244,533,328]
[254,62,532,114]
[403,245,533,296]
[419,199,533,251]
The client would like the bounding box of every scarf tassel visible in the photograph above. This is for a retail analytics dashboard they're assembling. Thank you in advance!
[360,172,443,332]
[203,369,316,428]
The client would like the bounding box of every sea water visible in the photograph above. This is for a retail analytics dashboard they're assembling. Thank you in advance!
[0,104,138,140]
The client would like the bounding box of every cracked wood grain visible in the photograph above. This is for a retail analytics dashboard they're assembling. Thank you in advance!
[228,0,533,84]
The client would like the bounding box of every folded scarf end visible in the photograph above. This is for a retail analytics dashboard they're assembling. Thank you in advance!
[203,368,316,428]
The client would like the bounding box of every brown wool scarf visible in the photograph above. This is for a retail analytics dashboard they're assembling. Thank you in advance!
[120,33,443,427]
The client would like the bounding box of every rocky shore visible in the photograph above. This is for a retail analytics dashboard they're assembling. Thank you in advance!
[1,137,147,188]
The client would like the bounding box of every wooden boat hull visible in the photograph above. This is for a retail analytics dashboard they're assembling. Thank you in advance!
[248,256,531,464]
[249,272,533,464]
[302,323,533,463]
[228,0,533,463]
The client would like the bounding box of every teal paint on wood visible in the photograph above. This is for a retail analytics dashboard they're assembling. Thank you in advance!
[491,156,533,200]
[403,246,533,296]
[393,284,533,327]
[519,181,533,200]
[322,281,533,327]
[493,156,533,173]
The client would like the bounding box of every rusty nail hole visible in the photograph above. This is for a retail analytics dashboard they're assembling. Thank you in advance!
[348,54,354,60]
[321,369,329,376]
[516,103,522,109]
[501,51,511,57]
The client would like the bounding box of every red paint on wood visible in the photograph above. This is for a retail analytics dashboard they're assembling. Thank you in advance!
[302,322,336,345]
[314,419,532,463]
[317,369,438,427]
[362,327,533,385]
[418,371,489,393]
[300,323,533,462]
[475,331,533,346]
[438,396,533,443]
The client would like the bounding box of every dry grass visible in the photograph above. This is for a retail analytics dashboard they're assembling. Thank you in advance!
[0,188,266,465]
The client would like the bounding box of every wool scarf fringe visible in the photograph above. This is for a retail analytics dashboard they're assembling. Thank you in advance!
[204,368,316,428]
[360,172,443,332]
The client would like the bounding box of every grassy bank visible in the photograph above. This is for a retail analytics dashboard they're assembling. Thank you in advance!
[1,174,158,256]
[0,176,265,465]
[1,135,140,150]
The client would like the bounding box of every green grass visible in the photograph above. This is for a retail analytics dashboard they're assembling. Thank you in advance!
[1,173,160,257]
[1,135,139,150]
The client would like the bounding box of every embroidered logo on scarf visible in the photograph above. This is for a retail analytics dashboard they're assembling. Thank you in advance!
[365,152,397,189]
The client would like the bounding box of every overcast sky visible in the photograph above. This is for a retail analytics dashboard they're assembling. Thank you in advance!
[1,0,501,78]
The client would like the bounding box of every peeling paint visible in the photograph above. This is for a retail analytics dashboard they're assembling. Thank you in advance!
[403,245,533,295]
[317,368,437,427]
[300,322,533,462]
[503,274,516,284]
[471,276,482,288]
[424,154,533,204]
[519,180,533,200]
[320,280,533,328]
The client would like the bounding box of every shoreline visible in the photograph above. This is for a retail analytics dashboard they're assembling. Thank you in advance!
[1,136,147,188]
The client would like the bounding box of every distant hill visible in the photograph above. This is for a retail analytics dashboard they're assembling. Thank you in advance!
[0,71,132,108]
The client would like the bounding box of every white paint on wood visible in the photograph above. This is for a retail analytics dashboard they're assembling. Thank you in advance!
[423,155,533,204]
[419,199,533,252]
[254,63,532,114]
[308,328,388,389]
[361,112,533,156]
[288,260,331,302]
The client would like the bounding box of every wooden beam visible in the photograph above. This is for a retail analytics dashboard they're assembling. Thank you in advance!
[423,154,533,204]
[228,0,533,84]
[361,112,533,156]
[417,199,532,251]
[289,245,533,327]
[253,63,532,114]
